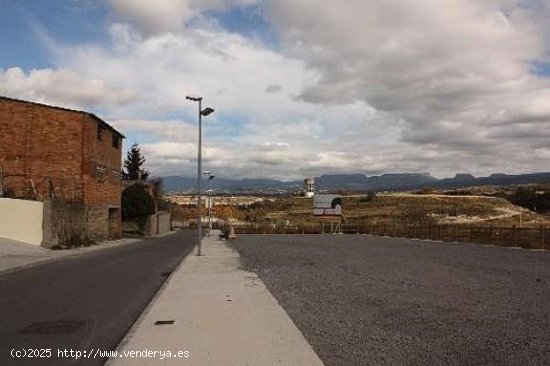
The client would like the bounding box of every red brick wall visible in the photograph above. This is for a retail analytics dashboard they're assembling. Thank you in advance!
[0,98,84,200]
[0,98,122,207]
[81,116,122,205]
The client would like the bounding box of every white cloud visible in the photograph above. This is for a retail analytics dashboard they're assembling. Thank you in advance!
[107,0,189,36]
[262,0,550,177]
[0,67,136,109]
[106,0,260,36]
[110,119,197,143]
[5,0,550,180]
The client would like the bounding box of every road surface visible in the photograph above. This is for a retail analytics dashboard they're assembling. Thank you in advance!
[0,231,196,365]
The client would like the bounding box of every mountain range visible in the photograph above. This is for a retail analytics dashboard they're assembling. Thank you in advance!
[160,172,550,194]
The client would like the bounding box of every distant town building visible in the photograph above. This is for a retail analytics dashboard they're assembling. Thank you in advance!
[0,96,124,241]
[165,194,269,207]
[304,177,315,197]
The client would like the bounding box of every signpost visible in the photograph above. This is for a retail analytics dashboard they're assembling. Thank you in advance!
[313,195,343,233]
[313,195,342,216]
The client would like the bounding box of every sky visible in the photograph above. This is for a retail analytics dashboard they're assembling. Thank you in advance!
[1,0,550,180]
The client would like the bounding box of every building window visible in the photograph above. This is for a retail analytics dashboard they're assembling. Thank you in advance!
[112,169,120,183]
[96,165,106,182]
[98,124,106,140]
[112,134,120,149]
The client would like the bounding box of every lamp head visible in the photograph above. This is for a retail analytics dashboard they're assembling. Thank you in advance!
[201,107,215,116]
[186,95,202,101]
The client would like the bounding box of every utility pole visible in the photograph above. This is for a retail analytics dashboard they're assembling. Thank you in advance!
[186,96,215,256]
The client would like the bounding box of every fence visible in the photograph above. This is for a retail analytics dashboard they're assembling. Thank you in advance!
[0,172,84,202]
[229,222,550,250]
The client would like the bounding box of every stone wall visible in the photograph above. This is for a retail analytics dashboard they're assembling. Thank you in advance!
[157,211,171,234]
[86,204,110,242]
[43,200,88,248]
[43,201,120,247]
[122,211,171,236]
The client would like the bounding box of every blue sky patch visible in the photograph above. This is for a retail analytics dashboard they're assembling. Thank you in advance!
[0,0,108,70]
[531,61,550,77]
[205,5,279,49]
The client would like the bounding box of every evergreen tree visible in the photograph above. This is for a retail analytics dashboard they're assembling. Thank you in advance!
[123,143,149,180]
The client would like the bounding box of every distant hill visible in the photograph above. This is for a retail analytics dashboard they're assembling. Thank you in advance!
[160,172,550,193]
[366,173,438,191]
[432,172,550,189]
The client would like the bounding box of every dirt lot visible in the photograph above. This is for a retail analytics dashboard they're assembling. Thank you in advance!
[232,235,550,366]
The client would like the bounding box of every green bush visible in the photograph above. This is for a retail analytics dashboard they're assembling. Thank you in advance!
[360,191,377,202]
[122,184,155,228]
[509,187,550,211]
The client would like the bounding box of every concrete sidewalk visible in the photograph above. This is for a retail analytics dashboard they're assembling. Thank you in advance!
[108,231,324,366]
[0,236,142,275]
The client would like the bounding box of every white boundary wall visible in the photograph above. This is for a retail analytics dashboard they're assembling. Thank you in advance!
[0,198,44,246]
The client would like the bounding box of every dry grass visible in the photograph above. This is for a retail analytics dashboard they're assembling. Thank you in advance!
[242,193,550,228]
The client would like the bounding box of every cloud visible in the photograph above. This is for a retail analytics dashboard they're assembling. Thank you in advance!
[110,118,197,143]
[0,67,136,109]
[6,0,550,180]
[107,0,189,36]
[265,84,281,93]
[260,0,550,177]
[106,0,260,36]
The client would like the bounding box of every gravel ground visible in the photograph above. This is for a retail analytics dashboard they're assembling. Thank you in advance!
[231,235,550,366]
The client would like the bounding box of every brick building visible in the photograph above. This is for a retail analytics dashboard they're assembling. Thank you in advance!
[0,96,124,242]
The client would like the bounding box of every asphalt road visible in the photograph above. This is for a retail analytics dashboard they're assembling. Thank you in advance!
[232,235,550,366]
[0,231,196,365]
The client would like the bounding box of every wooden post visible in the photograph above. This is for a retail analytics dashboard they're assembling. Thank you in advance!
[469,224,473,242]
[426,218,429,239]
[453,224,457,241]
[513,225,517,247]
[393,222,397,237]
[439,224,442,240]
[541,225,544,249]
[490,224,494,245]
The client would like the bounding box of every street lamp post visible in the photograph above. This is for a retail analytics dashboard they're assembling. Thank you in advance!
[203,171,215,236]
[186,95,215,256]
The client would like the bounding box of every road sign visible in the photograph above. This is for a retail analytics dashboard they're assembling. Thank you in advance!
[313,195,342,216]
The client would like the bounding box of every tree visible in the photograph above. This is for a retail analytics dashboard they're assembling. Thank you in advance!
[360,191,377,202]
[121,184,155,229]
[509,187,550,212]
[123,143,149,180]
[510,187,538,211]
[150,177,170,211]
